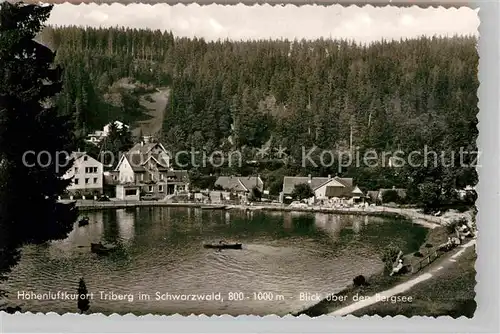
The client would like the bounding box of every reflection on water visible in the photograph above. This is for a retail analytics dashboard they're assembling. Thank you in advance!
[2,207,427,316]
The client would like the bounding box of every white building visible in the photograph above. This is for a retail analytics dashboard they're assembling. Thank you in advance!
[103,121,129,136]
[63,151,103,196]
[86,121,129,146]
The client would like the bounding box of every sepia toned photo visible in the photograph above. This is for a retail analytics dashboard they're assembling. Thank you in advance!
[0,2,479,318]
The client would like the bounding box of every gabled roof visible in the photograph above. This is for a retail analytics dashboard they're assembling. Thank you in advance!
[352,186,364,195]
[71,152,102,166]
[115,142,170,172]
[215,176,263,192]
[128,142,168,156]
[379,188,407,199]
[282,176,353,194]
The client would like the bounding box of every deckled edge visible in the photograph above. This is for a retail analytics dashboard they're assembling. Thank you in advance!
[5,0,480,9]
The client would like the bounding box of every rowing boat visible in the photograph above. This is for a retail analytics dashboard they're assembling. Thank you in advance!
[203,243,242,250]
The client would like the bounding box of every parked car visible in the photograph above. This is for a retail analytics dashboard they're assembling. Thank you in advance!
[140,193,161,201]
[97,195,110,202]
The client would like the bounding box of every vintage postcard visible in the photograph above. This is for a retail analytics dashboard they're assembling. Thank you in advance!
[0,3,479,319]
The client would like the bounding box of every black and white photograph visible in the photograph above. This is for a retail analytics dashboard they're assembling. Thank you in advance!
[0,2,479,318]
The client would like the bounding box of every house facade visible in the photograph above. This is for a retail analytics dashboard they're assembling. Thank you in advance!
[281,174,362,202]
[114,140,189,199]
[63,151,103,196]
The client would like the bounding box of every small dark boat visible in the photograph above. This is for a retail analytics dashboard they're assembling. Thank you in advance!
[203,243,242,250]
[90,242,116,254]
[78,217,89,227]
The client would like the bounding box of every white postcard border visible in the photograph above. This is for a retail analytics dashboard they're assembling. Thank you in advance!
[1,1,498,333]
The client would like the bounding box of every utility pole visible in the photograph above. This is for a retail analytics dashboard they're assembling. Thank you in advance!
[350,124,353,152]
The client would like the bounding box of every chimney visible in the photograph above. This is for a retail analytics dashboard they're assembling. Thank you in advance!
[328,174,331,179]
[308,174,312,183]
[392,186,396,190]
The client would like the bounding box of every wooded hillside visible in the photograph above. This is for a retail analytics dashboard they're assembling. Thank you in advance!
[39,26,478,204]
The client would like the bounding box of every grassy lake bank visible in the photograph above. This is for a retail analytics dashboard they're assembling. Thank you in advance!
[295,225,476,317]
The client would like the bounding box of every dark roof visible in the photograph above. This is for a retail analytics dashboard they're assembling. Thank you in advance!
[366,190,380,201]
[215,176,263,192]
[123,153,170,172]
[70,151,101,165]
[379,188,407,199]
[117,142,171,172]
[128,142,167,155]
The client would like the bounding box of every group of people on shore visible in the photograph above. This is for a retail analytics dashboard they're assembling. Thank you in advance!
[389,217,476,277]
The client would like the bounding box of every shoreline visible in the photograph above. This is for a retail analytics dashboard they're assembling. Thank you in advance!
[66,200,444,229]
[293,209,473,317]
[68,199,467,318]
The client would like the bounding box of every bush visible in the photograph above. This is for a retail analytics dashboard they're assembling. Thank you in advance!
[353,275,369,287]
[446,217,469,234]
[414,251,424,257]
[382,190,401,204]
[381,245,402,271]
[291,183,315,201]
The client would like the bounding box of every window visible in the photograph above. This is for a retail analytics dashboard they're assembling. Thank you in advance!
[85,167,98,173]
[74,178,79,185]
[125,189,136,196]
[150,173,154,181]
[83,156,88,161]
[75,167,79,173]
[140,174,144,181]
[148,186,153,192]
[160,174,164,180]
[85,178,89,184]
[93,178,98,184]
[85,167,98,174]
[159,185,164,192]
[113,175,117,180]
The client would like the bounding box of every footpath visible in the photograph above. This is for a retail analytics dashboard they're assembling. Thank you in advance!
[328,238,476,316]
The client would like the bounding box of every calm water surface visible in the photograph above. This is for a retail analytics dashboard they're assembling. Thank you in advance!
[2,207,427,315]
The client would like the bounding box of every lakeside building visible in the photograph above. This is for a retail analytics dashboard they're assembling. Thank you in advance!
[62,151,103,197]
[113,138,189,200]
[214,175,264,201]
[280,174,363,203]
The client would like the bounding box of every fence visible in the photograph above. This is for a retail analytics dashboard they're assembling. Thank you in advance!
[410,248,440,274]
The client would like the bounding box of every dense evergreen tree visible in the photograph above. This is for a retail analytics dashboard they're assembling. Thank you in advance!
[0,3,77,284]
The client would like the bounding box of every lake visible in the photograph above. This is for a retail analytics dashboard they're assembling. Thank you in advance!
[1,207,427,316]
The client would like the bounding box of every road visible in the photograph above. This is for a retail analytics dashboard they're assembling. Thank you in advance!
[133,87,170,137]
